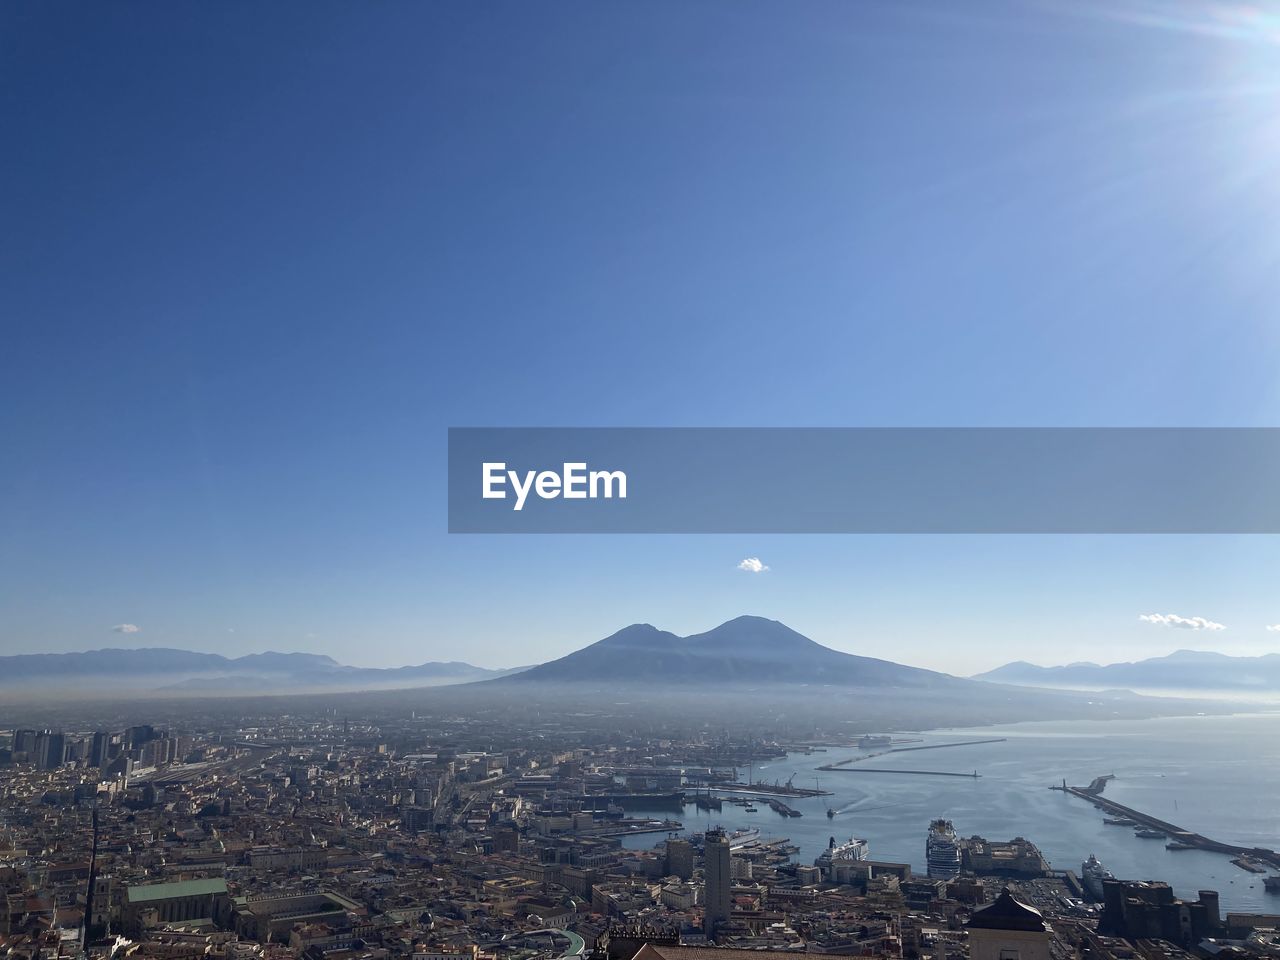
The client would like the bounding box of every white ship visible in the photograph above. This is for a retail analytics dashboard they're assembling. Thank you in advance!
[1081,854,1113,901]
[815,835,869,868]
[926,818,962,879]
[815,835,870,880]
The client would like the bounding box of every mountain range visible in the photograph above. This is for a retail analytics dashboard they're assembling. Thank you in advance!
[974,649,1280,693]
[7,619,1270,702]
[0,648,522,696]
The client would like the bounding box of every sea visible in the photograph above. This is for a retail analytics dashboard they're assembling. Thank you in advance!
[620,712,1280,914]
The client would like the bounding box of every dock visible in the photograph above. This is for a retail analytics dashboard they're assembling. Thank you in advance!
[1057,776,1280,870]
[716,783,830,797]
[762,797,803,817]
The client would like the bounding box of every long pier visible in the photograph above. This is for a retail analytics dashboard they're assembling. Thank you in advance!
[822,738,1005,770]
[885,738,1006,754]
[818,767,980,778]
[1057,778,1280,870]
[716,784,831,797]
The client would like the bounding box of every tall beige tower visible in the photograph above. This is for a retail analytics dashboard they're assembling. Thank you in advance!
[703,828,732,938]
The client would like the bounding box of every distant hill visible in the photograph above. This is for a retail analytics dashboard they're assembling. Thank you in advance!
[974,649,1280,693]
[493,615,966,688]
[0,647,522,697]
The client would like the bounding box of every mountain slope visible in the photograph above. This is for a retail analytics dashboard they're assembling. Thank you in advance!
[496,615,964,687]
[974,649,1280,692]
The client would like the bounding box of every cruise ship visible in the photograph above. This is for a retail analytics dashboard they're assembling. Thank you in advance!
[815,835,869,867]
[1081,854,1113,901]
[926,819,962,879]
[814,835,870,880]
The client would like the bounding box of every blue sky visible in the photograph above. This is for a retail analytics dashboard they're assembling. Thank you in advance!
[3,1,1280,674]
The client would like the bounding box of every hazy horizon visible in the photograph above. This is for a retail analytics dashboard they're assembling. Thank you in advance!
[0,613,1274,678]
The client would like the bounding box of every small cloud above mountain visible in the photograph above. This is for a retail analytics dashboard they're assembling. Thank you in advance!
[111,623,141,634]
[737,557,769,574]
[1138,613,1225,631]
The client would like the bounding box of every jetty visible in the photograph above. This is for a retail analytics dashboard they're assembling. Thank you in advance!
[762,797,803,817]
[1056,776,1280,870]
[818,767,980,778]
[884,738,1006,754]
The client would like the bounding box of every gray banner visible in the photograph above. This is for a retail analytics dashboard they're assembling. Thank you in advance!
[447,428,1280,533]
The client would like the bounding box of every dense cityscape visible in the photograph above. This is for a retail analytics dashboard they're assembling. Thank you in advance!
[3,704,1278,960]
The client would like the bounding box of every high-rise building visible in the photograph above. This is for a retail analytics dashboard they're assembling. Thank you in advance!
[13,729,37,755]
[665,838,693,880]
[35,731,66,770]
[90,732,109,768]
[702,828,731,938]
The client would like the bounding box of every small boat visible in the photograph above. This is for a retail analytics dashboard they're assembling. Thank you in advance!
[1104,817,1136,826]
[1136,829,1167,839]
[1166,842,1195,851]
[827,808,835,819]
[744,805,757,812]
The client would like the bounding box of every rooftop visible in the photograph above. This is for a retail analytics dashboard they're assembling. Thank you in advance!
[126,878,229,903]
[967,889,1049,933]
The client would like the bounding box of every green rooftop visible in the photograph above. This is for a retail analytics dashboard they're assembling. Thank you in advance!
[126,877,228,903]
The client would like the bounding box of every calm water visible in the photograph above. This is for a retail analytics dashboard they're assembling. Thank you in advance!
[622,712,1280,914]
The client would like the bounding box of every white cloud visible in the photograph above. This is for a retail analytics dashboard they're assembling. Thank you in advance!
[111,623,141,634]
[1266,624,1280,633]
[1138,613,1225,631]
[737,557,770,574]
